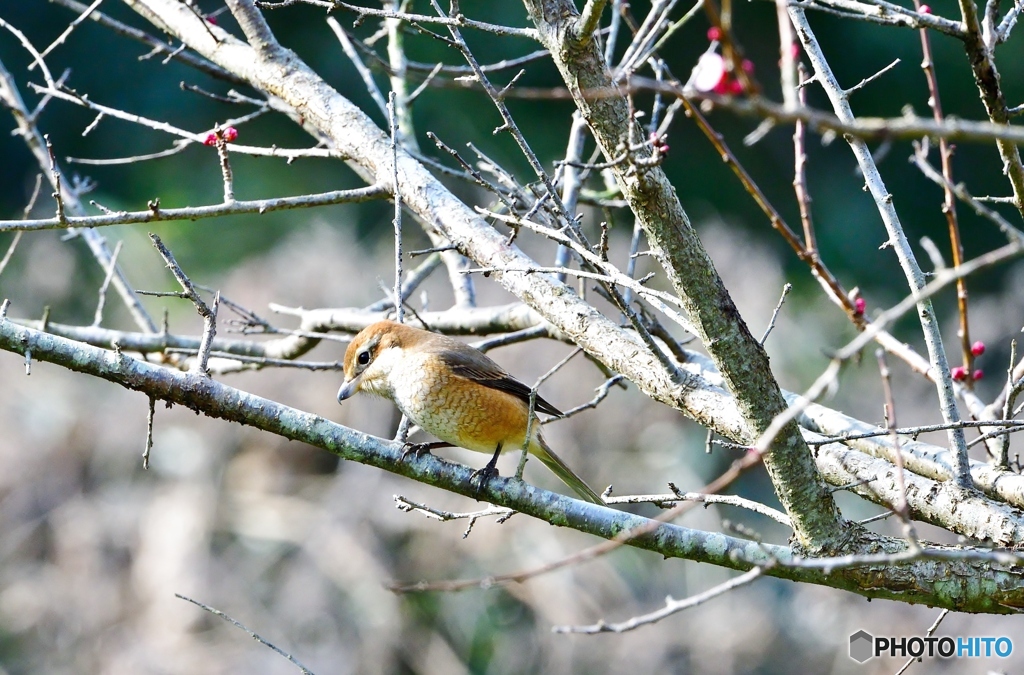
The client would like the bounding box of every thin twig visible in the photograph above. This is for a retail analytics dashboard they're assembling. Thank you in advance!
[0,173,42,278]
[175,594,314,675]
[35,0,106,65]
[844,58,900,96]
[0,185,388,233]
[998,339,1018,468]
[143,396,155,470]
[327,18,388,119]
[894,609,950,675]
[214,127,235,203]
[548,375,626,422]
[876,349,918,541]
[388,92,404,324]
[91,239,123,327]
[552,566,764,634]
[332,2,539,39]
[913,3,974,385]
[760,283,791,344]
[148,234,217,375]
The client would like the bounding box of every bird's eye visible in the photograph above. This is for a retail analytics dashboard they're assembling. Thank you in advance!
[357,350,371,366]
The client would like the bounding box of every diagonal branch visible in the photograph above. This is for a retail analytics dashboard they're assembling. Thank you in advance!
[522,0,845,553]
[790,7,973,490]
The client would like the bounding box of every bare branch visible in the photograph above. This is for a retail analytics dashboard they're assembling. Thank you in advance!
[0,184,388,233]
[553,567,764,634]
[175,594,315,675]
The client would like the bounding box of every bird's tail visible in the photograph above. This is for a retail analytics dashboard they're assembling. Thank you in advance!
[532,436,604,504]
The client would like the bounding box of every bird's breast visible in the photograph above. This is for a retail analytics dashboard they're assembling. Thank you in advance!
[389,352,532,454]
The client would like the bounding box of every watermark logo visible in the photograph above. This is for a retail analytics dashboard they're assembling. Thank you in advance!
[849,630,873,663]
[849,630,1012,663]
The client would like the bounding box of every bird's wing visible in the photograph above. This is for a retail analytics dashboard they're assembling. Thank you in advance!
[438,348,563,417]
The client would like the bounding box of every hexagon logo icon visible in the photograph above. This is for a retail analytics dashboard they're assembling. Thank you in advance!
[849,630,874,663]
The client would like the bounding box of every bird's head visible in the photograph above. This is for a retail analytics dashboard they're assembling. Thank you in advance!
[337,320,418,403]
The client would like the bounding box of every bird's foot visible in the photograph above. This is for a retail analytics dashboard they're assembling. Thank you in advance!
[470,463,500,496]
[470,463,499,484]
[401,441,448,461]
[471,444,503,498]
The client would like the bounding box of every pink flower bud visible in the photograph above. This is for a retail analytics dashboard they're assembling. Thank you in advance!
[648,132,669,156]
[970,340,985,356]
[854,297,866,315]
[973,369,984,381]
[707,27,723,42]
[222,126,238,142]
[742,59,755,74]
[919,5,931,13]
[203,132,218,146]
[951,366,967,381]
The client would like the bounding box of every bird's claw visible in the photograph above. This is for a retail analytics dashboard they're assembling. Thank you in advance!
[401,442,436,461]
[470,463,500,496]
[470,443,504,498]
[470,463,499,484]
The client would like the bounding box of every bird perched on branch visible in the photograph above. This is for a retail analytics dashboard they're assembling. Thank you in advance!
[337,320,603,504]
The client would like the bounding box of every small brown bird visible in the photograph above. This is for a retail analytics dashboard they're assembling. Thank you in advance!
[337,320,603,504]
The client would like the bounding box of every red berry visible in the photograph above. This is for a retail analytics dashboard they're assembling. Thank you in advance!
[222,126,239,142]
[742,59,755,74]
[707,26,723,42]
[951,366,967,381]
[854,297,866,315]
[971,340,986,356]
[919,4,931,13]
[203,132,217,146]
[973,369,984,381]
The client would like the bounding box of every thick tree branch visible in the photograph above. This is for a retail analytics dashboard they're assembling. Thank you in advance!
[3,316,1024,613]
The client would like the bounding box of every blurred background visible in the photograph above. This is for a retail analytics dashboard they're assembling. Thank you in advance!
[1,1,1023,673]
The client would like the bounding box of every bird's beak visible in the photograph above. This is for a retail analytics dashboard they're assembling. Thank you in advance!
[337,375,361,403]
